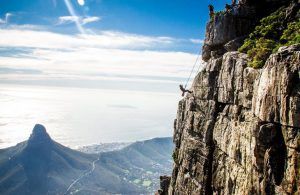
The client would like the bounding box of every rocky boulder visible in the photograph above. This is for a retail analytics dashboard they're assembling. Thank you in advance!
[252,44,300,128]
[202,5,256,62]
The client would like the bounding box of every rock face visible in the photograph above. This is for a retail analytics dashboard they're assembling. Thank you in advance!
[156,176,171,195]
[27,124,52,146]
[170,46,300,195]
[168,1,299,195]
[202,0,291,62]
[202,2,258,62]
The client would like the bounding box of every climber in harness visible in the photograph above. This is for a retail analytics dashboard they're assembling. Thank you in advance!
[179,85,193,97]
[208,4,214,18]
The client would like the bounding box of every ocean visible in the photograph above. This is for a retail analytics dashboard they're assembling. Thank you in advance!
[0,84,179,149]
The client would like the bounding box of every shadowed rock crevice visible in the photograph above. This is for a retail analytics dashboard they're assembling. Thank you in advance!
[255,123,287,190]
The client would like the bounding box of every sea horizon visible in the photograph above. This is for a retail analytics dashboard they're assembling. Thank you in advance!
[0,83,179,149]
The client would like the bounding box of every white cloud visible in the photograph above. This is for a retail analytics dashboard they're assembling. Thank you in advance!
[82,16,101,25]
[58,16,101,25]
[190,39,204,44]
[0,13,13,24]
[0,26,204,87]
[63,0,85,33]
[58,16,79,25]
[0,29,174,49]
[5,13,13,23]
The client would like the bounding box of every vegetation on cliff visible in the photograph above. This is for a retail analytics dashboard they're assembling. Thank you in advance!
[239,6,300,68]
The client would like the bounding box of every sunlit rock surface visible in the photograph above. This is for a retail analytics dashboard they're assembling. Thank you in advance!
[170,44,299,195]
[169,1,299,194]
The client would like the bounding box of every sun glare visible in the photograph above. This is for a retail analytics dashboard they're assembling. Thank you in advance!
[77,0,85,6]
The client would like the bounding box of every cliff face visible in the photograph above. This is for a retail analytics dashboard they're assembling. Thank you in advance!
[168,1,300,194]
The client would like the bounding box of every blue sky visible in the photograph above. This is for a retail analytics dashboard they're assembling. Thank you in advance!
[0,0,231,147]
[0,0,231,92]
[1,0,230,36]
[0,0,231,50]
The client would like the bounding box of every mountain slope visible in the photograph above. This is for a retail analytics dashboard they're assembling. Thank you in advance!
[66,137,173,194]
[0,124,173,195]
[0,124,96,195]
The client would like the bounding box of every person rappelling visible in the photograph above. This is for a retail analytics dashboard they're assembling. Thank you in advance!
[179,16,203,97]
[179,85,193,97]
[208,4,214,18]
[180,43,202,97]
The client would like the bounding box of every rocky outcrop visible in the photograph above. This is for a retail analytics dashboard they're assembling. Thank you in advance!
[168,1,299,194]
[27,124,52,146]
[202,3,257,62]
[24,124,53,156]
[170,44,300,195]
[253,44,300,128]
[202,0,292,62]
[156,176,171,195]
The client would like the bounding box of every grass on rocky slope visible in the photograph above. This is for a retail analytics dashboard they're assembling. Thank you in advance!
[239,7,300,68]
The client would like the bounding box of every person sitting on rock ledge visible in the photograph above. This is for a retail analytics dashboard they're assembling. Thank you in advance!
[179,85,193,97]
[208,4,214,18]
[225,4,232,12]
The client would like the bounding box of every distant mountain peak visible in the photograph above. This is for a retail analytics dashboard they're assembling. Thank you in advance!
[27,124,52,146]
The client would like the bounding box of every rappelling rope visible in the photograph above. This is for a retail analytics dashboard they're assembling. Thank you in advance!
[184,46,202,89]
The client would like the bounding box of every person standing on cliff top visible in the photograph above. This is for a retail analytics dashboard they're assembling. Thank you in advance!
[208,4,214,18]
[225,4,232,12]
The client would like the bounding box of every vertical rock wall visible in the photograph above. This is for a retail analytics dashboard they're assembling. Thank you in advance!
[170,45,300,195]
[169,1,299,194]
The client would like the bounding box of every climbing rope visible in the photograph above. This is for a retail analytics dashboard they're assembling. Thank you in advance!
[184,46,202,89]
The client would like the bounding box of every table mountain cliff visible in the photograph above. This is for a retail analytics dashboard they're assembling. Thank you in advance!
[161,0,300,194]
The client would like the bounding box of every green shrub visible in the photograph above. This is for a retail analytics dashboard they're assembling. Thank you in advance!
[280,20,300,45]
[253,8,286,39]
[239,6,300,69]
[172,149,179,164]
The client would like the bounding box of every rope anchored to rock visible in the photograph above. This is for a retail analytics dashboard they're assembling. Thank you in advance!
[179,46,202,96]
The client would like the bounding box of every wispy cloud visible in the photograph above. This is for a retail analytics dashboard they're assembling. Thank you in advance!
[82,16,101,25]
[63,0,85,33]
[58,16,79,25]
[58,16,101,25]
[190,39,203,44]
[0,28,175,49]
[0,13,13,24]
[0,25,204,91]
[0,67,42,75]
